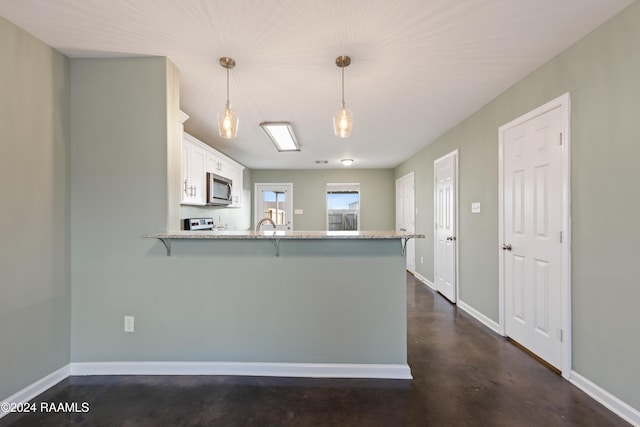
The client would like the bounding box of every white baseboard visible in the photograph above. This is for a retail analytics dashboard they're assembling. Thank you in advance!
[413,272,435,290]
[0,364,70,420]
[569,371,640,426]
[70,361,412,380]
[457,299,501,335]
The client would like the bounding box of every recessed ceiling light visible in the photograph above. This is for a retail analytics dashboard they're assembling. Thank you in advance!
[341,159,354,166]
[259,122,300,152]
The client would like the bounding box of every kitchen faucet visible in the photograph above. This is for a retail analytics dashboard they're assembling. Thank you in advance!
[256,217,276,232]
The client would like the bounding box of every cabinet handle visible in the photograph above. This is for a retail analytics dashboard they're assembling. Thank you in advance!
[183,180,188,195]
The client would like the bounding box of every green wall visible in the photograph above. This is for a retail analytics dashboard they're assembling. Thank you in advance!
[396,2,640,410]
[0,17,71,400]
[251,169,395,231]
[70,57,175,361]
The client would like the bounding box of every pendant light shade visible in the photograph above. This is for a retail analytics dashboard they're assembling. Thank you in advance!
[333,55,353,138]
[218,57,238,139]
[334,106,353,138]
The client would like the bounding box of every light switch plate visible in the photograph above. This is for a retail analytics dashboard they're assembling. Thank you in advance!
[471,202,481,214]
[124,316,135,332]
[294,209,304,215]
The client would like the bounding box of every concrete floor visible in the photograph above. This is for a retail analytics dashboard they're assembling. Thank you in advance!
[0,274,629,426]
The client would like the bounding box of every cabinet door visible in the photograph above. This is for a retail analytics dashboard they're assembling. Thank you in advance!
[180,142,190,203]
[228,165,244,208]
[206,152,223,175]
[181,139,206,205]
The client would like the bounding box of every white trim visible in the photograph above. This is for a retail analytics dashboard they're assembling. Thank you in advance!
[433,149,459,303]
[569,371,640,426]
[498,92,572,377]
[457,300,501,335]
[0,364,70,420]
[70,361,412,380]
[396,172,416,272]
[413,272,435,290]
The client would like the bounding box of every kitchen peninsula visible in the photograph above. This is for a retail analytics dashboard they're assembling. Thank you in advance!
[144,230,424,379]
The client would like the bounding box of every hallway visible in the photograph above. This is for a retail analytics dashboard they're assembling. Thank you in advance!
[0,274,627,426]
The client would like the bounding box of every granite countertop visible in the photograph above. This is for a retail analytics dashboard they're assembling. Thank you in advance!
[144,230,425,240]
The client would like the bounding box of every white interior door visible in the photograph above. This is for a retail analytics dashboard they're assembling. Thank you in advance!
[500,101,566,371]
[434,151,458,303]
[396,173,415,273]
[255,183,293,231]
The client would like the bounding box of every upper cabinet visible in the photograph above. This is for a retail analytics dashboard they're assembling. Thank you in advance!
[225,161,244,208]
[181,132,245,208]
[181,133,207,205]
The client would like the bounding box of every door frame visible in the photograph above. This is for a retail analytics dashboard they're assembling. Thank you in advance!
[396,172,416,273]
[433,149,459,303]
[498,92,571,378]
[254,183,294,230]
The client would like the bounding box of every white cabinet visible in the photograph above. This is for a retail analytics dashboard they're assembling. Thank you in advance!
[227,163,244,208]
[181,132,245,207]
[181,133,207,205]
[206,152,225,175]
[205,151,244,208]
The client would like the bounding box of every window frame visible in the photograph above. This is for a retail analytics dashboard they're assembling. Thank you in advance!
[325,182,361,231]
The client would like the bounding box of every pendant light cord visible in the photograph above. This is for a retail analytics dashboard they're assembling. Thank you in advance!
[226,67,230,109]
[341,66,345,108]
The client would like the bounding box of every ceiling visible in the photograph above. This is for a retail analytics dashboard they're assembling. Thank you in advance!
[0,0,633,169]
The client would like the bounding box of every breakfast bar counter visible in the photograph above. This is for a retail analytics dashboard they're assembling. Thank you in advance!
[145,230,424,256]
[142,230,424,380]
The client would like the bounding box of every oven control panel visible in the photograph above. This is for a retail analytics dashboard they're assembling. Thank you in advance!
[183,217,214,231]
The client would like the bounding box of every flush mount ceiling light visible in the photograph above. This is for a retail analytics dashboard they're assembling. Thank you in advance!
[341,159,354,166]
[259,122,300,152]
[333,55,353,138]
[218,57,239,139]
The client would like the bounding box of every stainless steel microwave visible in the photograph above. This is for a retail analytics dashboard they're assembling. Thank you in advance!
[207,173,233,205]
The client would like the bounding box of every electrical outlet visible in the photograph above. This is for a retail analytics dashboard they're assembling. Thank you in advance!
[124,316,135,332]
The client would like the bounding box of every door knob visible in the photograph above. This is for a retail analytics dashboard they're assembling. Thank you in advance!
[502,243,512,251]
[446,236,456,241]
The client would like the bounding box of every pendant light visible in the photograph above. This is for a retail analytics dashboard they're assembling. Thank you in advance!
[333,55,353,138]
[218,57,239,139]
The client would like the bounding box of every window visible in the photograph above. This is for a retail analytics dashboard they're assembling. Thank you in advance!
[326,183,360,231]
